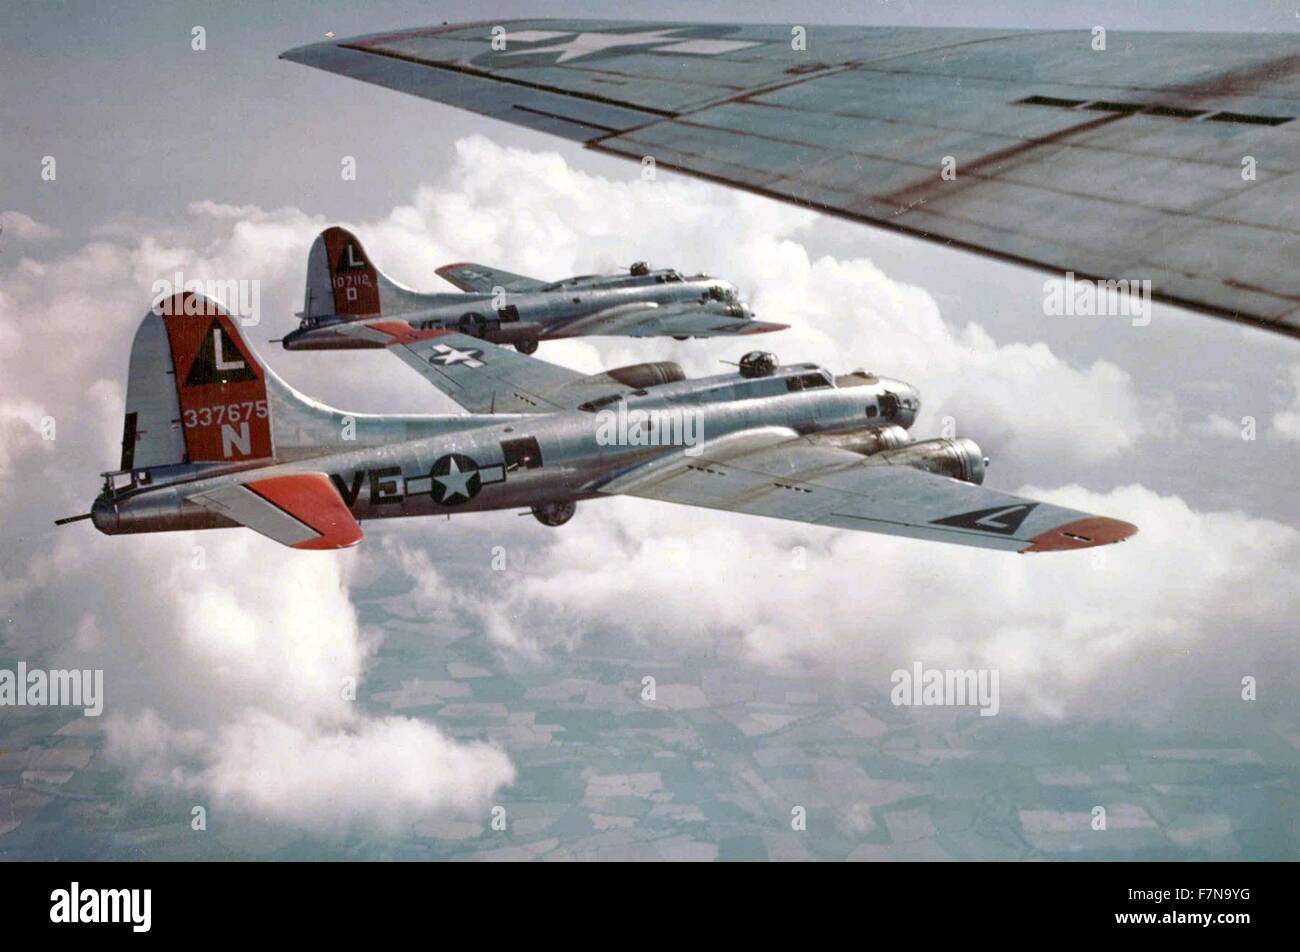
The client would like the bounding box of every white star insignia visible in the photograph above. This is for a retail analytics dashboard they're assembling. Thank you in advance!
[430,344,484,368]
[503,28,690,63]
[434,457,477,503]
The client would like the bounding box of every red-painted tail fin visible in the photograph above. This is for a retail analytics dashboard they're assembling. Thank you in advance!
[120,292,273,472]
[304,225,382,318]
[301,226,465,323]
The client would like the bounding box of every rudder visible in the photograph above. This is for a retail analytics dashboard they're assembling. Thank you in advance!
[303,226,382,320]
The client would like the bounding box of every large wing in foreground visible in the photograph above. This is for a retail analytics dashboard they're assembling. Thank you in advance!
[599,431,1136,552]
[284,21,1300,338]
[436,262,547,293]
[556,301,787,338]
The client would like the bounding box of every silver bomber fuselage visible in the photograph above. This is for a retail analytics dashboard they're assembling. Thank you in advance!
[91,367,919,536]
[282,274,747,349]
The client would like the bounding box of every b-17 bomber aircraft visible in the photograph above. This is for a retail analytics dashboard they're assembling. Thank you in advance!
[282,226,786,354]
[61,292,1137,555]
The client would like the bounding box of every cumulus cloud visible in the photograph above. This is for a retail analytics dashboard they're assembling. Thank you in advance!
[4,530,514,835]
[434,484,1298,727]
[732,250,1147,465]
[1197,413,1249,440]
[1,210,60,242]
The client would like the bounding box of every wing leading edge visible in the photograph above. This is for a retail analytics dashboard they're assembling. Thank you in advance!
[283,21,1300,338]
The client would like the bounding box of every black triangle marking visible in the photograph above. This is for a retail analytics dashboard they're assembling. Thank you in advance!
[184,318,258,386]
[931,503,1038,535]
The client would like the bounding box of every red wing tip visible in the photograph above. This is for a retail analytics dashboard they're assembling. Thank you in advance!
[1023,517,1138,553]
[743,323,790,334]
[437,262,472,272]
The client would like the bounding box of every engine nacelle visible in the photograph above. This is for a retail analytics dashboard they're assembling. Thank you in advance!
[485,321,545,345]
[581,361,687,389]
[863,437,988,485]
[811,425,912,456]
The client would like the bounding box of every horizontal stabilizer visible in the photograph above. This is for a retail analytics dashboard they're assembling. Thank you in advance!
[187,473,363,550]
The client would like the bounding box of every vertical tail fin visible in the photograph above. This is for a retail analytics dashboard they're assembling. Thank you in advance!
[122,292,273,471]
[123,291,430,477]
[301,226,438,322]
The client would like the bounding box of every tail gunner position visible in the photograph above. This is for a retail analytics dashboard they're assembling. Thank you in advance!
[62,293,1137,554]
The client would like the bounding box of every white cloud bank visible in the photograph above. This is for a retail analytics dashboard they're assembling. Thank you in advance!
[12,532,514,835]
[438,483,1298,727]
[1,209,60,242]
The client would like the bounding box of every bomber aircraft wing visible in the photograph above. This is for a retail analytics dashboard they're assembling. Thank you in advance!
[558,301,788,338]
[598,429,1137,553]
[284,21,1300,339]
[436,262,548,294]
[336,320,668,414]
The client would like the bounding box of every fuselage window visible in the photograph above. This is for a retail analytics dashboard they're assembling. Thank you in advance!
[786,372,832,392]
[501,436,543,471]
